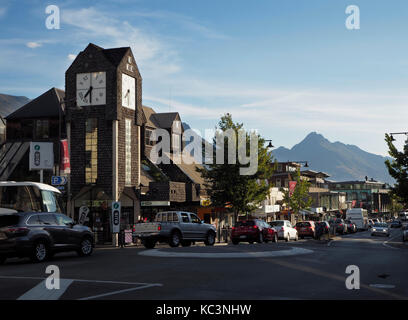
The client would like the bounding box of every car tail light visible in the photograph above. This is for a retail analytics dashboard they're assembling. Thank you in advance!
[281,227,285,232]
[253,225,258,229]
[231,227,235,231]
[339,224,343,227]
[158,225,161,231]
[6,227,29,236]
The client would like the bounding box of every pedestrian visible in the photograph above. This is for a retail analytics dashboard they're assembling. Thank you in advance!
[315,222,324,241]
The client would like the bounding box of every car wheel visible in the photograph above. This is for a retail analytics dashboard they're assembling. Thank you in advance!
[181,240,192,247]
[30,240,49,263]
[77,237,93,257]
[232,239,239,245]
[0,256,6,265]
[258,232,263,244]
[169,231,181,247]
[204,231,216,246]
[143,239,156,249]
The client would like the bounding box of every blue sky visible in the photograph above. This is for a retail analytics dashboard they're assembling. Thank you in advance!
[1,0,408,155]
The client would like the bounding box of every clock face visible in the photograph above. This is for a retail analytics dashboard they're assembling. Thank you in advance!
[76,72,106,106]
[122,73,135,110]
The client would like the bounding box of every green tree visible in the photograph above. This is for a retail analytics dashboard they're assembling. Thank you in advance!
[282,168,313,219]
[197,113,276,222]
[384,133,408,205]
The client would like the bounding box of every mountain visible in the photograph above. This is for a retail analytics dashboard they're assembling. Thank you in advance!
[0,93,30,118]
[273,132,393,184]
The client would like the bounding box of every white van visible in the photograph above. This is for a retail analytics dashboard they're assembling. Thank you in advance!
[346,208,368,231]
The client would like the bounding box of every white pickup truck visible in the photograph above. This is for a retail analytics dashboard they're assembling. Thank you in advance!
[134,211,216,249]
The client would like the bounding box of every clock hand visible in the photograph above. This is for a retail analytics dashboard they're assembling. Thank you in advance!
[84,86,93,102]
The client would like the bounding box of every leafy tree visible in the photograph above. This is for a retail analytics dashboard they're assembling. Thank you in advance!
[281,168,313,219]
[384,134,408,205]
[197,113,276,223]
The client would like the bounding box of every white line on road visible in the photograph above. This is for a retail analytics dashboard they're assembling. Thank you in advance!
[17,279,73,300]
[78,284,162,300]
[138,247,313,259]
[383,234,402,250]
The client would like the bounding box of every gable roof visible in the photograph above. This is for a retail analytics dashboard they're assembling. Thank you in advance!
[102,47,130,67]
[152,112,180,129]
[142,105,160,128]
[5,88,65,120]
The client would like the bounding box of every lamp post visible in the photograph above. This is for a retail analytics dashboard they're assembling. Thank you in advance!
[388,132,408,142]
[265,140,274,149]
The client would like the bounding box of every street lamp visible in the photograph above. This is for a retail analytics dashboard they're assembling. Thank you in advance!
[388,132,408,142]
[265,140,274,148]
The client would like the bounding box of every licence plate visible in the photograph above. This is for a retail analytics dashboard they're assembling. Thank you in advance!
[240,235,246,239]
[0,232,6,240]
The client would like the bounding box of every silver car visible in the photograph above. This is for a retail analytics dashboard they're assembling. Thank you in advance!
[371,223,390,237]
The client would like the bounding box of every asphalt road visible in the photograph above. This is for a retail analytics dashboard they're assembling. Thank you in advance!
[0,227,407,300]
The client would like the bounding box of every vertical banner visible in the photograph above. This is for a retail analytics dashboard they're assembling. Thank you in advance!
[60,139,71,174]
[289,181,297,197]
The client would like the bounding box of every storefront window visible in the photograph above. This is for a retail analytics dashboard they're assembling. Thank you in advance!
[85,118,98,184]
[145,129,154,146]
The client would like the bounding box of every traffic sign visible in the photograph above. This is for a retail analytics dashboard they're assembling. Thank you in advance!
[111,201,121,233]
[78,206,90,225]
[51,176,68,186]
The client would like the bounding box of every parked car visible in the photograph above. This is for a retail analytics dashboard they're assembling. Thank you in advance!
[0,212,94,264]
[402,225,408,242]
[371,222,390,237]
[316,221,330,234]
[133,211,216,249]
[390,220,402,228]
[295,221,316,239]
[269,220,298,242]
[330,218,348,234]
[345,220,357,233]
[231,220,278,245]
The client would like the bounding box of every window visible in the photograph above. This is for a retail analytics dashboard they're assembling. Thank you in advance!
[125,118,132,186]
[155,214,162,222]
[173,213,179,222]
[55,214,74,226]
[277,164,282,172]
[172,133,180,152]
[145,129,155,146]
[38,214,57,225]
[162,213,168,222]
[190,214,200,223]
[0,186,42,212]
[35,119,49,139]
[181,213,189,223]
[276,179,281,188]
[26,215,40,225]
[85,118,98,184]
[41,191,62,213]
[22,119,34,139]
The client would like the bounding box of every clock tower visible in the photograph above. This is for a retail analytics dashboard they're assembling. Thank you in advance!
[65,43,144,236]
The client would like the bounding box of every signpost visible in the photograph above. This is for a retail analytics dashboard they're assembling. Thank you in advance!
[111,201,121,247]
[51,176,68,186]
[78,206,90,225]
[29,142,54,183]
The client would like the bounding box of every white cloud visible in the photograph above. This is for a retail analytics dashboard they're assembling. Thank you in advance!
[67,54,76,61]
[26,42,42,48]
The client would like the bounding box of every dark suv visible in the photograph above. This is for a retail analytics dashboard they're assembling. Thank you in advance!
[0,212,94,264]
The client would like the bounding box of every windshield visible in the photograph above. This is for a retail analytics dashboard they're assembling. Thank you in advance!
[373,223,387,227]
[41,191,62,213]
[296,222,311,227]
[269,221,284,227]
[235,221,255,227]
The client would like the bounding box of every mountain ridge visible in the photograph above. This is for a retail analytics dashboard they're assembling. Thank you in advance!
[0,93,30,118]
[273,132,393,184]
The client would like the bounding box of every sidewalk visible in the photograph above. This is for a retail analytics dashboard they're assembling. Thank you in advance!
[95,241,230,250]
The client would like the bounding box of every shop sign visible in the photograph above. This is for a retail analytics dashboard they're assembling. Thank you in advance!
[141,201,170,207]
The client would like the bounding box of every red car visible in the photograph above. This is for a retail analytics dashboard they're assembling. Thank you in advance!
[231,220,278,245]
[295,221,316,239]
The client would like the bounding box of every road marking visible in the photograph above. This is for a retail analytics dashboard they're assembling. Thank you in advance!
[17,279,73,300]
[78,283,162,300]
[383,233,402,250]
[369,284,396,289]
[138,247,313,259]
